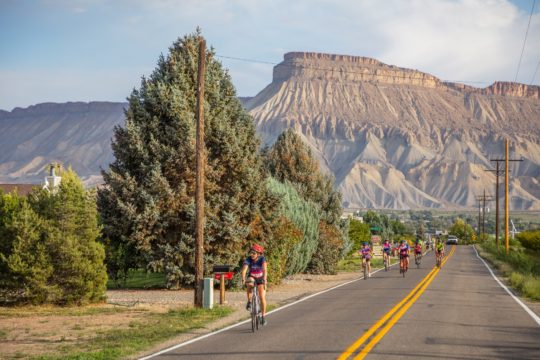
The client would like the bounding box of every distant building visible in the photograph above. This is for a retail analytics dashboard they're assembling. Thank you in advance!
[341,212,364,222]
[43,164,62,193]
[0,163,62,197]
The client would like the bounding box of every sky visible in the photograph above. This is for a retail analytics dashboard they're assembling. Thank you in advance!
[1,0,539,111]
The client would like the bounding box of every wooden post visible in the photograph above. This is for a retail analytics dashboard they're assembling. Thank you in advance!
[220,274,225,305]
[505,139,509,255]
[194,39,206,307]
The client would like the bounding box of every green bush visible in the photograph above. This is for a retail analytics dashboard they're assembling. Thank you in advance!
[509,272,540,301]
[0,170,107,305]
[308,221,344,275]
[516,230,540,251]
[265,216,302,284]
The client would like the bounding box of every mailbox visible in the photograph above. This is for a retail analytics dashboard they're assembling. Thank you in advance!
[213,264,234,273]
[214,272,234,280]
[213,265,235,305]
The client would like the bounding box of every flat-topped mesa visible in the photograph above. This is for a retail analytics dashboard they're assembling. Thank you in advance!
[481,81,540,99]
[273,51,443,88]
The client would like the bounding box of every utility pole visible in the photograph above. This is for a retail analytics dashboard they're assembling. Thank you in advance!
[476,191,493,241]
[477,197,482,239]
[505,139,509,254]
[194,38,206,307]
[490,139,522,254]
[485,161,504,249]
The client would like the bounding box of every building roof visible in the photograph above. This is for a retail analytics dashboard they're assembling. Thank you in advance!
[0,184,38,196]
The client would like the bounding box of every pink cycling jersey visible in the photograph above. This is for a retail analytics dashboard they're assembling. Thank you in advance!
[360,247,372,260]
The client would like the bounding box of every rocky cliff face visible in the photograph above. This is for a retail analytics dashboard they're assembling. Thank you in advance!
[245,52,540,210]
[0,102,126,186]
[1,53,538,209]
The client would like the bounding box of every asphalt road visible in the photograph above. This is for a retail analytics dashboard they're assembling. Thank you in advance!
[145,246,540,359]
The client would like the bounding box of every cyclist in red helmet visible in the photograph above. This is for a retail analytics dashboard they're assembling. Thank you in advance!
[241,244,268,325]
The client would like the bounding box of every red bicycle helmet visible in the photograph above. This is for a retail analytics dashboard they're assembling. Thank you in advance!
[250,244,264,254]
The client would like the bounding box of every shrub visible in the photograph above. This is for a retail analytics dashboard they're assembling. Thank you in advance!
[267,178,320,276]
[516,230,540,251]
[308,221,344,275]
[0,170,107,305]
[265,216,302,284]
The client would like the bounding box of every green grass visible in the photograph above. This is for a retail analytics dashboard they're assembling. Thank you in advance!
[478,242,540,301]
[0,306,132,318]
[337,255,385,272]
[31,306,233,360]
[0,329,8,339]
[107,269,167,289]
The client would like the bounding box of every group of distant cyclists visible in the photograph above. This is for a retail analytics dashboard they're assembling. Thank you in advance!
[359,236,446,277]
[239,236,446,328]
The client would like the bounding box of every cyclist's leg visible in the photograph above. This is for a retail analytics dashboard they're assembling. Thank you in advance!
[247,277,256,299]
[257,283,266,315]
[367,259,371,274]
[406,255,409,269]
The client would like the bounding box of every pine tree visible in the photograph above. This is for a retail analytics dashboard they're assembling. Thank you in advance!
[98,30,276,287]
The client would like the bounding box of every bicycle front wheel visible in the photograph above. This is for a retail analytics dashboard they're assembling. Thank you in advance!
[251,296,257,332]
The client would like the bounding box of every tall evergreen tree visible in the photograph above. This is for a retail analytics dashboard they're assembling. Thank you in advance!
[265,129,345,273]
[266,128,342,224]
[98,31,276,287]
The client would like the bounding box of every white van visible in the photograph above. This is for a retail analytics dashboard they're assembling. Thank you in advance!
[446,235,458,245]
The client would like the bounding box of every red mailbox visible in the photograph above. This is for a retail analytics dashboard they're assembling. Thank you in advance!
[214,272,233,280]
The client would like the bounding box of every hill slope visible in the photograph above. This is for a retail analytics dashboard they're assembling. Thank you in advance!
[245,52,540,210]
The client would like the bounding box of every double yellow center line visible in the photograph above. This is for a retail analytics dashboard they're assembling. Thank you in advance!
[338,246,456,360]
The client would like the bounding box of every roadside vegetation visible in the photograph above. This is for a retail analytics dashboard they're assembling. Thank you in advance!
[477,229,540,301]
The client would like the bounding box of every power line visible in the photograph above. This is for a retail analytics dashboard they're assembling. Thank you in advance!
[215,54,277,65]
[216,54,489,85]
[514,0,536,82]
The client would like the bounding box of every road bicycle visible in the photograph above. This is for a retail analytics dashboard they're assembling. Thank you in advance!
[249,283,263,332]
[435,251,443,268]
[383,252,390,271]
[415,252,422,268]
[362,258,370,279]
[399,255,408,277]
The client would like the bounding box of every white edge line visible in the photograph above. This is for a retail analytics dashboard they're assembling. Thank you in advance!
[473,245,540,326]
[139,262,397,359]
